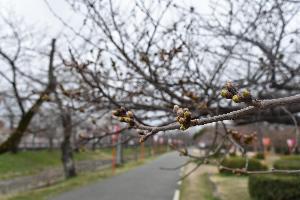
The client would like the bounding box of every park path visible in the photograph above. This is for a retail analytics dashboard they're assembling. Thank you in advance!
[51,152,186,200]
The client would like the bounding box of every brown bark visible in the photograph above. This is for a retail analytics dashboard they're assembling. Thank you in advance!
[61,111,77,178]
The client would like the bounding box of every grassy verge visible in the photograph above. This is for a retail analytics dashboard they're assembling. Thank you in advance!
[181,173,219,200]
[0,150,112,180]
[179,163,250,200]
[179,154,295,200]
[0,145,168,180]
[180,164,219,200]
[210,174,250,200]
[2,155,159,200]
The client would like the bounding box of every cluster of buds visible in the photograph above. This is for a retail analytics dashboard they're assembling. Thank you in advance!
[220,81,252,103]
[112,107,135,127]
[229,130,257,145]
[173,105,192,130]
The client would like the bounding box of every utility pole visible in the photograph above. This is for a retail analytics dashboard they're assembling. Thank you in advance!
[116,131,123,165]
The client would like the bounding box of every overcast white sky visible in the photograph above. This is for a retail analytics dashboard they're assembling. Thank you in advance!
[0,0,211,37]
[0,0,76,36]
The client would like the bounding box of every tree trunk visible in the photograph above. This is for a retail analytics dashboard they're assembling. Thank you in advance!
[61,112,76,179]
[11,144,19,154]
[48,137,54,151]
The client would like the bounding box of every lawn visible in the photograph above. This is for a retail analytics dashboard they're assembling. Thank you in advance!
[210,174,250,200]
[180,164,250,200]
[180,164,219,200]
[0,145,161,180]
[179,154,286,200]
[2,157,154,200]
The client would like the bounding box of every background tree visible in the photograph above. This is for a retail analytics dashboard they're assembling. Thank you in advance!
[0,14,57,153]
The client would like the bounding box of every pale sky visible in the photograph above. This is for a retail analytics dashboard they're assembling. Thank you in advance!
[0,0,210,37]
[0,0,77,37]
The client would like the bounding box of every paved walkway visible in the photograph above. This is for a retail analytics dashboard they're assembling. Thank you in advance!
[51,152,186,200]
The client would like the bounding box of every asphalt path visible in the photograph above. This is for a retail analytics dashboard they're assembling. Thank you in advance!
[51,152,186,200]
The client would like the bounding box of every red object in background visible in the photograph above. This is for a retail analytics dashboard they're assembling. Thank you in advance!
[114,124,121,135]
[111,124,121,142]
[159,137,164,145]
[153,135,159,143]
[287,138,296,153]
[262,137,271,147]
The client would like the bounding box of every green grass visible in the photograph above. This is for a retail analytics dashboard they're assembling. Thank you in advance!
[0,145,167,180]
[3,155,159,200]
[180,173,219,200]
[197,174,219,200]
[0,149,112,180]
[210,174,250,200]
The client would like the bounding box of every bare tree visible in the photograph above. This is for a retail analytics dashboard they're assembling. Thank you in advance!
[0,15,57,153]
[45,0,300,174]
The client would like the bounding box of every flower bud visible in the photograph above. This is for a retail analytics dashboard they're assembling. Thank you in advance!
[119,117,126,122]
[221,89,228,97]
[225,81,238,94]
[225,81,234,90]
[129,120,135,127]
[242,89,251,99]
[183,108,189,112]
[232,95,241,103]
[184,111,191,120]
[127,111,134,118]
[173,105,180,113]
[221,89,233,99]
[124,117,131,123]
[178,117,186,124]
[177,108,184,117]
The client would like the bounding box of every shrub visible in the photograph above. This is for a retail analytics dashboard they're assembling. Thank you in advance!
[219,157,267,174]
[253,152,265,160]
[274,155,300,170]
[228,151,237,157]
[249,174,300,200]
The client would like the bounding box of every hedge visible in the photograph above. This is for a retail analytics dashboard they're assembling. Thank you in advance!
[253,152,265,160]
[219,157,267,174]
[249,174,300,200]
[274,155,300,170]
